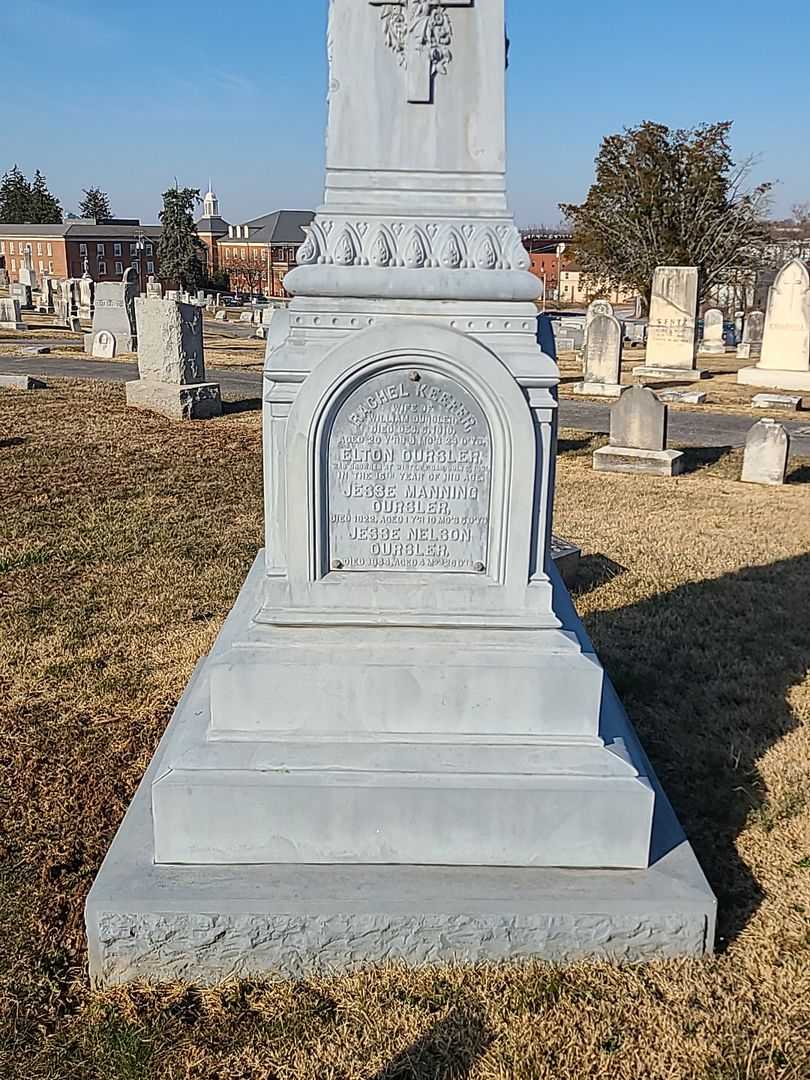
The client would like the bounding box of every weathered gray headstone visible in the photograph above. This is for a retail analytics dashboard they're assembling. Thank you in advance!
[633,266,705,380]
[18,246,37,290]
[701,308,725,355]
[593,385,685,475]
[0,374,47,390]
[0,297,26,330]
[741,419,790,485]
[751,393,801,411]
[573,313,625,397]
[37,276,55,314]
[78,275,95,321]
[84,271,137,355]
[738,260,810,392]
[10,282,33,311]
[214,309,227,321]
[585,297,614,338]
[737,310,764,359]
[125,297,222,420]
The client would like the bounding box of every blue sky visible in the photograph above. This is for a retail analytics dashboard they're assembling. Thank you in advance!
[2,1,808,226]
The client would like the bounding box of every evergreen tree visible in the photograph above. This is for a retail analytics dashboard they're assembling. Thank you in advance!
[78,186,113,222]
[28,170,62,224]
[0,165,33,223]
[561,121,772,308]
[157,186,207,292]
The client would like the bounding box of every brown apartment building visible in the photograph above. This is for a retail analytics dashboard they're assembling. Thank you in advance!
[0,219,162,290]
[196,186,313,297]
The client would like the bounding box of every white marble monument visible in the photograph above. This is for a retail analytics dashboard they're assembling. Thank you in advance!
[87,0,715,985]
[634,266,706,380]
[741,418,790,485]
[738,260,810,391]
[593,385,685,476]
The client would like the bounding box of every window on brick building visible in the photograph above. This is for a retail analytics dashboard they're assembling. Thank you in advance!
[80,243,87,256]
[11,258,16,270]
[37,243,43,255]
[241,248,246,259]
[146,261,155,274]
[47,243,52,256]
[114,243,122,257]
[115,261,124,275]
[98,261,107,275]
[48,261,53,273]
[146,243,153,256]
[97,244,105,257]
[38,261,44,272]
[0,241,4,254]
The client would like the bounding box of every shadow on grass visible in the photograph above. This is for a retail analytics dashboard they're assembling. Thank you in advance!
[1,436,26,448]
[787,464,810,484]
[678,445,734,474]
[557,436,593,453]
[371,1002,492,1080]
[221,397,262,416]
[584,555,810,946]
[572,553,627,597]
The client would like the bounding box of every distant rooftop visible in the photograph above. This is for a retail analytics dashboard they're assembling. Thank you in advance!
[239,210,314,245]
[0,219,161,237]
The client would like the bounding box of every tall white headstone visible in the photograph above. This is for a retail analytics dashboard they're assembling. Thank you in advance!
[87,0,715,985]
[700,308,725,355]
[633,266,706,380]
[738,260,810,392]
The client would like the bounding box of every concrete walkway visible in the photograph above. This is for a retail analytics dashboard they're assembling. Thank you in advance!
[2,353,810,455]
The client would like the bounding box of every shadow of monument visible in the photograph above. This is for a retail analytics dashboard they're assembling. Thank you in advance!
[370,1002,492,1080]
[571,553,628,597]
[557,435,593,453]
[221,397,262,416]
[678,445,734,474]
[787,464,810,485]
[583,555,810,945]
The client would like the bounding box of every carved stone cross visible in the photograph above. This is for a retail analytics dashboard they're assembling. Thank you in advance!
[369,0,474,104]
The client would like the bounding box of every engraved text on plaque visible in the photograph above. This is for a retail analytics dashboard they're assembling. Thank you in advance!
[328,368,492,571]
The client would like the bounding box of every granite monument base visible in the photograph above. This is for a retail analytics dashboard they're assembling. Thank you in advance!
[125,379,223,420]
[593,446,686,477]
[632,366,709,382]
[570,381,627,398]
[737,366,810,393]
[86,558,716,986]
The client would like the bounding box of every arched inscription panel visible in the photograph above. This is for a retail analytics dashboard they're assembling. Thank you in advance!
[328,366,492,572]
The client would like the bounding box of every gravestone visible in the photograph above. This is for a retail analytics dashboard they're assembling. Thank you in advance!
[633,267,706,380]
[0,374,47,390]
[214,309,227,321]
[10,281,32,311]
[572,312,625,397]
[78,274,94,321]
[92,330,116,359]
[146,276,163,299]
[752,393,801,411]
[738,260,810,392]
[125,296,222,420]
[37,276,55,314]
[0,297,27,330]
[84,270,137,355]
[700,308,725,355]
[737,310,764,360]
[741,419,790,485]
[593,385,685,475]
[18,246,37,290]
[88,0,714,986]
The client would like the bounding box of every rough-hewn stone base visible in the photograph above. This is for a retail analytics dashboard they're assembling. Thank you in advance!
[632,366,709,382]
[0,321,27,330]
[570,381,626,398]
[738,366,810,392]
[0,374,47,390]
[125,379,222,420]
[593,445,685,477]
[86,660,716,986]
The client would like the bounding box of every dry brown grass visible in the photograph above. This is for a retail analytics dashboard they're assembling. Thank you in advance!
[556,350,809,414]
[1,380,809,1079]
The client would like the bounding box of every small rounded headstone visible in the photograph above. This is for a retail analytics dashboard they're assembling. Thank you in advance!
[741,419,790,485]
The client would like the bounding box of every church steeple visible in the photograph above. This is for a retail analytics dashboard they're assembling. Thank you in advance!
[203,182,219,219]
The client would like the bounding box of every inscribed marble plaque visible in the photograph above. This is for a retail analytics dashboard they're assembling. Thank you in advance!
[328,368,492,571]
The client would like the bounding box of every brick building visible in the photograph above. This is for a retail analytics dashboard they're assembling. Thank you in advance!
[196,187,314,298]
[0,220,162,290]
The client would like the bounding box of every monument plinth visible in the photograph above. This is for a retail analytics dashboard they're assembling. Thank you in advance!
[87,0,715,985]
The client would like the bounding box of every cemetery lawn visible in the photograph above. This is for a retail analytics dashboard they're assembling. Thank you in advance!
[557,350,809,414]
[1,379,809,1080]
